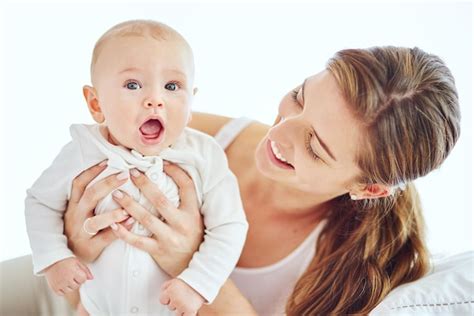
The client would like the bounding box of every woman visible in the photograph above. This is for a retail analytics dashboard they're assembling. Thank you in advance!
[63,46,460,314]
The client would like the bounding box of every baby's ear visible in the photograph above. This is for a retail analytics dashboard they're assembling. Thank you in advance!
[83,85,104,123]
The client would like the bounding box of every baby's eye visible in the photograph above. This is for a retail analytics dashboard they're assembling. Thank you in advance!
[165,82,178,91]
[125,81,141,90]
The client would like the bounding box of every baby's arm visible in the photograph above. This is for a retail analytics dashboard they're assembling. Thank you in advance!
[172,138,248,305]
[25,140,85,276]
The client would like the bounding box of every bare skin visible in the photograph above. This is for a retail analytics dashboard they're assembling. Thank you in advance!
[63,161,205,310]
[64,71,393,314]
[189,113,325,269]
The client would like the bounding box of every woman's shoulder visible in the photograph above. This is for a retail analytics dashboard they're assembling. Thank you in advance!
[189,112,269,138]
[188,112,234,137]
[187,111,268,179]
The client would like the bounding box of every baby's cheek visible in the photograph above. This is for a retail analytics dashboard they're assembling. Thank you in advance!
[108,122,137,150]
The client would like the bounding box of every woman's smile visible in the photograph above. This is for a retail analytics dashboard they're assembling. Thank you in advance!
[266,139,294,169]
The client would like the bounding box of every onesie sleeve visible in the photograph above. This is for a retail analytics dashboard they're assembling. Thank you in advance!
[25,139,85,275]
[177,135,248,303]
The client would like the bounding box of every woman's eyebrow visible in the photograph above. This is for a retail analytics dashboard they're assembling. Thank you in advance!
[312,128,337,162]
[302,79,337,162]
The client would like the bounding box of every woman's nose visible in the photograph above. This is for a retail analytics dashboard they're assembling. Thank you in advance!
[271,117,294,148]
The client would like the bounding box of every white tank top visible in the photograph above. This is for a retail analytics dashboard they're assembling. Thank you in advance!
[214,117,325,315]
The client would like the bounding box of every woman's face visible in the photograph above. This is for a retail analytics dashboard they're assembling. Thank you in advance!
[255,70,365,201]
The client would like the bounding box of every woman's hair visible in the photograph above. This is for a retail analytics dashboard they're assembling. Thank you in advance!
[287,46,461,315]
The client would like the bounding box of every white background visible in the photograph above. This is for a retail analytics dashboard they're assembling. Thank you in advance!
[0,1,472,262]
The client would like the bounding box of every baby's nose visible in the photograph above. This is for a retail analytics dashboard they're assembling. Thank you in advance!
[144,96,164,108]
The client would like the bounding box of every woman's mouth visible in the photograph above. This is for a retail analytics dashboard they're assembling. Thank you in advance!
[139,118,164,145]
[266,139,294,169]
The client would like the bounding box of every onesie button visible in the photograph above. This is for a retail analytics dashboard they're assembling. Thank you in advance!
[132,270,140,277]
[150,172,159,181]
[131,306,139,313]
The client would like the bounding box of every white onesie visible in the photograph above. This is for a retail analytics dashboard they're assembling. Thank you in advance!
[25,124,248,315]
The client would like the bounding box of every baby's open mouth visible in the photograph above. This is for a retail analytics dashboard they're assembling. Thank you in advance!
[139,119,164,140]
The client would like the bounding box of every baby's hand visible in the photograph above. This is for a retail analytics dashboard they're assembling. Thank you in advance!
[159,278,205,316]
[44,257,93,296]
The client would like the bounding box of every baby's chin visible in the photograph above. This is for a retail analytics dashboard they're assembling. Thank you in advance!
[132,145,166,157]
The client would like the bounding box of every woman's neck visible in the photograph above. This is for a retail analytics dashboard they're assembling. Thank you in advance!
[242,166,329,220]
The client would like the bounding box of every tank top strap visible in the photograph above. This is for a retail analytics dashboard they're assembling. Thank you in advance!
[214,117,253,150]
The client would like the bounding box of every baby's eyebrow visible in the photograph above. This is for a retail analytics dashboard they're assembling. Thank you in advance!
[164,68,187,77]
[118,67,141,74]
[118,67,187,78]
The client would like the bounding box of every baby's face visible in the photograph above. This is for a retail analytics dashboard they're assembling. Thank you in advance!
[90,35,195,156]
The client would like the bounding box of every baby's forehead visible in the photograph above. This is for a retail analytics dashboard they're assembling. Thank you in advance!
[91,21,193,77]
[95,32,190,60]
[91,34,194,81]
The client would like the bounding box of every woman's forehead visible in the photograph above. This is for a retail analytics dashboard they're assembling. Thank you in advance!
[303,71,364,166]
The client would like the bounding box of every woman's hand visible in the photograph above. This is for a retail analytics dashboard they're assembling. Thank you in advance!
[64,161,135,263]
[111,162,204,277]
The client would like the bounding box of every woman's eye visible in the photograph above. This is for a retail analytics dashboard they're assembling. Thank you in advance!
[305,132,321,162]
[291,89,302,107]
[125,81,141,90]
[165,82,178,91]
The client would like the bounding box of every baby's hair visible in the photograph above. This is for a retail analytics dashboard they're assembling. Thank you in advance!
[90,19,192,78]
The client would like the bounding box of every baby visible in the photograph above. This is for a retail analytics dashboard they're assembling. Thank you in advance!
[25,20,248,315]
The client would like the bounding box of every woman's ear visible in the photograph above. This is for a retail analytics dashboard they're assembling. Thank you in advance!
[83,85,104,123]
[351,183,393,200]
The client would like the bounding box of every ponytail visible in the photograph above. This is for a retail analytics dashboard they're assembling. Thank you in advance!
[286,184,429,315]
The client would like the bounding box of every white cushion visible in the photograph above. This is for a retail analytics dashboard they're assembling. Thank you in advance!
[370,251,474,315]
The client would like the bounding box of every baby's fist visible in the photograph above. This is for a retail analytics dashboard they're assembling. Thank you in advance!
[44,257,93,296]
[160,278,205,316]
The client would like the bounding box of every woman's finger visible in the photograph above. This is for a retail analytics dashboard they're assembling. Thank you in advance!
[84,209,130,235]
[129,169,177,224]
[70,160,107,203]
[112,223,159,254]
[89,216,136,259]
[163,163,199,212]
[80,171,129,212]
[112,190,170,237]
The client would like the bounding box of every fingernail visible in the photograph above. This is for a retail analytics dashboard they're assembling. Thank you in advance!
[122,210,128,216]
[163,160,170,165]
[130,169,140,178]
[110,223,118,230]
[99,160,108,167]
[113,190,123,199]
[116,171,128,180]
[125,217,135,225]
